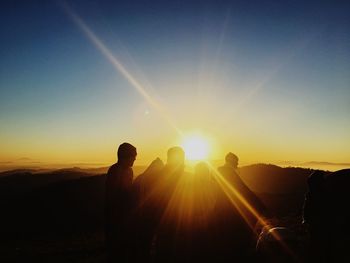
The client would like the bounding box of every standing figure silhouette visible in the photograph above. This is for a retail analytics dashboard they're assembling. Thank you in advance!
[215,152,267,262]
[105,142,137,262]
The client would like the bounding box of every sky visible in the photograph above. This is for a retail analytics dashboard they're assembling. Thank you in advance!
[0,0,349,166]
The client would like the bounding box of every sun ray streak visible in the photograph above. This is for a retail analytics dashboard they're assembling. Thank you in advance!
[60,2,183,136]
[206,162,299,260]
[60,2,300,260]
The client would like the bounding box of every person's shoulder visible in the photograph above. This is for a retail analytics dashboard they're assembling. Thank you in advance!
[108,163,118,170]
[107,163,120,175]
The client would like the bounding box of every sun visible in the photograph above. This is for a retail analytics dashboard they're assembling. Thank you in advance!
[181,135,211,161]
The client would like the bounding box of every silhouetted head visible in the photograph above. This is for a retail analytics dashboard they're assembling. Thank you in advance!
[166,146,185,168]
[225,152,239,168]
[117,142,137,167]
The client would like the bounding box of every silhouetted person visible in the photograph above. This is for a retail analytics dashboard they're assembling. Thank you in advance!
[154,146,188,262]
[157,146,186,216]
[105,142,137,262]
[134,157,165,209]
[192,162,217,226]
[132,157,164,262]
[218,152,267,219]
[183,162,217,261]
[215,152,267,261]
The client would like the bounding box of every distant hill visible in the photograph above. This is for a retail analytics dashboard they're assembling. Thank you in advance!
[0,169,94,198]
[275,161,350,171]
[239,164,313,194]
[303,161,350,166]
[300,161,350,171]
[0,165,147,197]
[237,164,314,215]
[0,168,39,177]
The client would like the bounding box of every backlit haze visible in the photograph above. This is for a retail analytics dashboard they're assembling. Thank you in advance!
[0,1,349,170]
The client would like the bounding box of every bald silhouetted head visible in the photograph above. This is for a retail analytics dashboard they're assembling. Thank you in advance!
[166,146,185,168]
[225,152,239,169]
[117,142,137,167]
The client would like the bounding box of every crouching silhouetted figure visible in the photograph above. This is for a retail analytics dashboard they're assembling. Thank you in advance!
[105,143,137,262]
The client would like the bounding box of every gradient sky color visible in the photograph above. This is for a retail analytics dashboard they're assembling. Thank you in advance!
[0,0,349,166]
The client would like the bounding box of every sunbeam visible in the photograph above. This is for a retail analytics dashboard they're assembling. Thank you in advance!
[207,162,300,261]
[60,2,183,136]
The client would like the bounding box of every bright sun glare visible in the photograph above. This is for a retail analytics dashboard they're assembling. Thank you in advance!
[181,135,210,161]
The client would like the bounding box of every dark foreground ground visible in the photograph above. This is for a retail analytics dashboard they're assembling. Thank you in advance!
[2,164,344,262]
[1,231,105,263]
[0,216,309,263]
